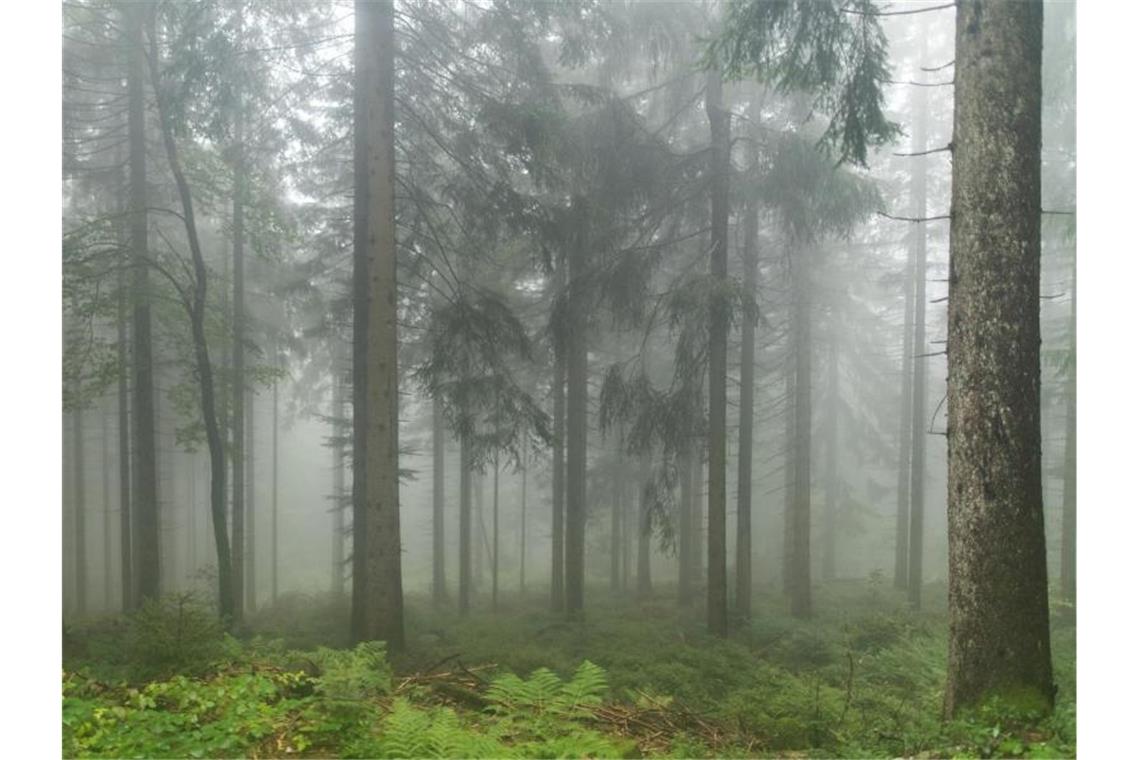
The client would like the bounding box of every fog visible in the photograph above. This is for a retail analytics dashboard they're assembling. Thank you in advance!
[60,1,1077,757]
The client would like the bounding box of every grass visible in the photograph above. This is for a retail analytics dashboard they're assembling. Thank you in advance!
[62,577,1076,758]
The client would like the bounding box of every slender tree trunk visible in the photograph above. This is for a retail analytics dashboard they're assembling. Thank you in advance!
[332,343,346,596]
[736,198,758,619]
[678,442,693,605]
[271,353,279,603]
[145,14,233,622]
[565,199,589,618]
[126,0,159,608]
[102,410,112,610]
[944,0,1053,717]
[787,245,812,618]
[551,252,567,612]
[637,450,652,598]
[907,60,930,610]
[1059,265,1075,604]
[610,442,622,594]
[231,83,247,622]
[352,0,404,649]
[705,67,730,637]
[117,227,132,613]
[520,453,527,594]
[622,460,632,591]
[459,434,472,616]
[73,404,87,617]
[492,450,500,611]
[894,223,915,591]
[246,386,256,611]
[474,472,484,588]
[822,325,839,582]
[432,397,446,604]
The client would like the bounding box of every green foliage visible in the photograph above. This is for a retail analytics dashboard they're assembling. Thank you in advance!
[372,699,508,759]
[310,641,392,702]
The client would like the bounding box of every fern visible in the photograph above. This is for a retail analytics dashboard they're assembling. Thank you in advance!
[374,699,509,758]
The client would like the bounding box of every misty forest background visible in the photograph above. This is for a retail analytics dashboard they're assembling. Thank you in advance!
[57,1,1081,757]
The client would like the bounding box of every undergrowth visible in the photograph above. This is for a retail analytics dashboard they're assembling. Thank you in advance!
[62,580,1076,758]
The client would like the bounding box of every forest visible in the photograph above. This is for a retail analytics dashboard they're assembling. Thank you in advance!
[57,1,1079,758]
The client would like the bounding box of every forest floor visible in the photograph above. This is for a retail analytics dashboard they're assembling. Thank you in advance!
[63,578,1075,758]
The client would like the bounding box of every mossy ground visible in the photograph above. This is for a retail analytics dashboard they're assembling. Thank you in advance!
[62,578,1075,758]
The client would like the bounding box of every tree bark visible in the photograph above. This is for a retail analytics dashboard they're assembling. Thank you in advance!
[126,0,159,608]
[73,403,87,616]
[944,0,1053,717]
[736,199,758,619]
[907,59,930,610]
[331,343,346,596]
[352,0,404,649]
[432,396,446,605]
[231,83,247,621]
[822,325,839,582]
[787,245,812,619]
[271,354,279,604]
[551,323,566,612]
[246,386,256,611]
[520,452,528,593]
[117,221,132,613]
[492,450,500,611]
[893,217,915,591]
[637,450,652,598]
[705,67,730,637]
[458,434,472,616]
[677,441,693,605]
[102,411,112,610]
[565,199,589,618]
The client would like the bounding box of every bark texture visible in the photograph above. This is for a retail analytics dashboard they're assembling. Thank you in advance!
[787,245,812,619]
[944,0,1053,717]
[736,200,758,620]
[352,0,405,649]
[705,67,730,638]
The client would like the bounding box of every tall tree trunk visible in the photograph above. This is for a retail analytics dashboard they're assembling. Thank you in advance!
[125,0,159,608]
[271,351,279,603]
[907,58,930,610]
[520,453,527,593]
[893,222,915,591]
[565,199,589,618]
[331,343,346,596]
[705,67,730,638]
[787,245,812,618]
[944,0,1053,717]
[1059,263,1075,604]
[102,410,111,610]
[458,434,472,616]
[492,450,500,611]
[246,387,256,611]
[677,442,694,605]
[822,325,839,582]
[117,226,132,613]
[610,441,622,594]
[551,324,566,612]
[231,85,247,622]
[432,397,446,605]
[637,450,652,598]
[146,13,233,622]
[736,198,759,620]
[352,0,404,649]
[474,472,484,589]
[73,403,87,617]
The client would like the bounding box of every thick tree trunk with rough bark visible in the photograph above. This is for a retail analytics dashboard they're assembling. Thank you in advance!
[352,0,404,649]
[944,0,1053,717]
[705,67,730,638]
[126,0,159,608]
